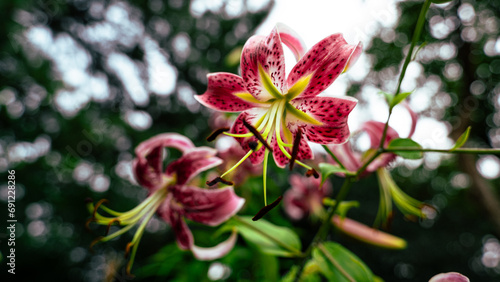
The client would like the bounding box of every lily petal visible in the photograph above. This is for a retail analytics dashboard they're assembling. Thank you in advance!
[429,272,470,282]
[362,121,399,172]
[276,23,307,61]
[134,133,195,190]
[241,26,286,101]
[166,147,223,185]
[287,34,361,98]
[164,207,194,250]
[327,142,363,172]
[362,121,399,148]
[230,110,267,164]
[343,41,363,73]
[191,230,238,260]
[288,96,357,145]
[195,73,260,112]
[171,185,245,226]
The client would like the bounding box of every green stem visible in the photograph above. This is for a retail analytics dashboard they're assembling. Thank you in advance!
[293,177,355,281]
[232,216,303,257]
[384,147,500,154]
[378,0,432,149]
[323,145,347,170]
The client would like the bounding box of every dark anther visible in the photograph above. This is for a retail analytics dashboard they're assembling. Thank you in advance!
[106,218,121,235]
[306,168,320,179]
[289,128,303,170]
[248,140,258,151]
[125,242,134,259]
[206,176,234,186]
[93,199,109,218]
[252,196,283,221]
[242,119,273,152]
[85,217,95,231]
[207,127,230,142]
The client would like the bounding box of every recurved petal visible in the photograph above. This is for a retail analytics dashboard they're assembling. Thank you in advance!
[171,185,245,226]
[230,110,267,165]
[361,121,399,148]
[276,23,307,61]
[134,133,195,190]
[165,147,223,185]
[195,73,260,112]
[287,34,361,98]
[191,230,238,260]
[288,96,357,145]
[241,26,286,101]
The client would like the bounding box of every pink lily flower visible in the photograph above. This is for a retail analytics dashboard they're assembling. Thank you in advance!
[327,102,418,175]
[196,23,361,202]
[283,174,332,220]
[429,272,469,282]
[88,133,245,274]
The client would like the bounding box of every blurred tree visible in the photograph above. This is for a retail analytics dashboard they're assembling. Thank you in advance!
[344,0,500,281]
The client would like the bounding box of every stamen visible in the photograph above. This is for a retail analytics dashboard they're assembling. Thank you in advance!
[85,218,95,231]
[306,168,320,178]
[206,176,234,186]
[105,218,121,235]
[125,241,134,259]
[93,199,109,218]
[248,140,258,151]
[252,196,283,221]
[207,127,230,141]
[289,128,303,170]
[242,119,273,152]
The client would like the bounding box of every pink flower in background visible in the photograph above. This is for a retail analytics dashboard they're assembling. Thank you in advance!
[283,174,332,220]
[326,103,418,175]
[196,23,361,201]
[88,133,244,274]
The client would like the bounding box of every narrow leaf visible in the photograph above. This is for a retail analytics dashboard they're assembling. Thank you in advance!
[312,242,375,282]
[451,126,471,151]
[390,92,412,109]
[379,91,393,107]
[387,138,423,159]
[222,216,302,257]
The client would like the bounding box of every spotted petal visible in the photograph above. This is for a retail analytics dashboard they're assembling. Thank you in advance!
[165,147,223,185]
[171,185,245,226]
[288,96,357,144]
[133,133,195,190]
[162,205,194,250]
[272,132,313,168]
[195,73,262,112]
[287,34,361,98]
[230,110,267,164]
[241,26,286,101]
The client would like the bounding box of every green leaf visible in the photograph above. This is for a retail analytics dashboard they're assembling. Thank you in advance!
[319,163,353,185]
[387,138,423,159]
[313,242,375,282]
[451,126,471,151]
[222,216,302,257]
[379,91,393,107]
[390,92,412,109]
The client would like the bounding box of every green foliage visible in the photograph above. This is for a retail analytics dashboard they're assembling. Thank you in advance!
[312,242,375,282]
[220,216,302,257]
